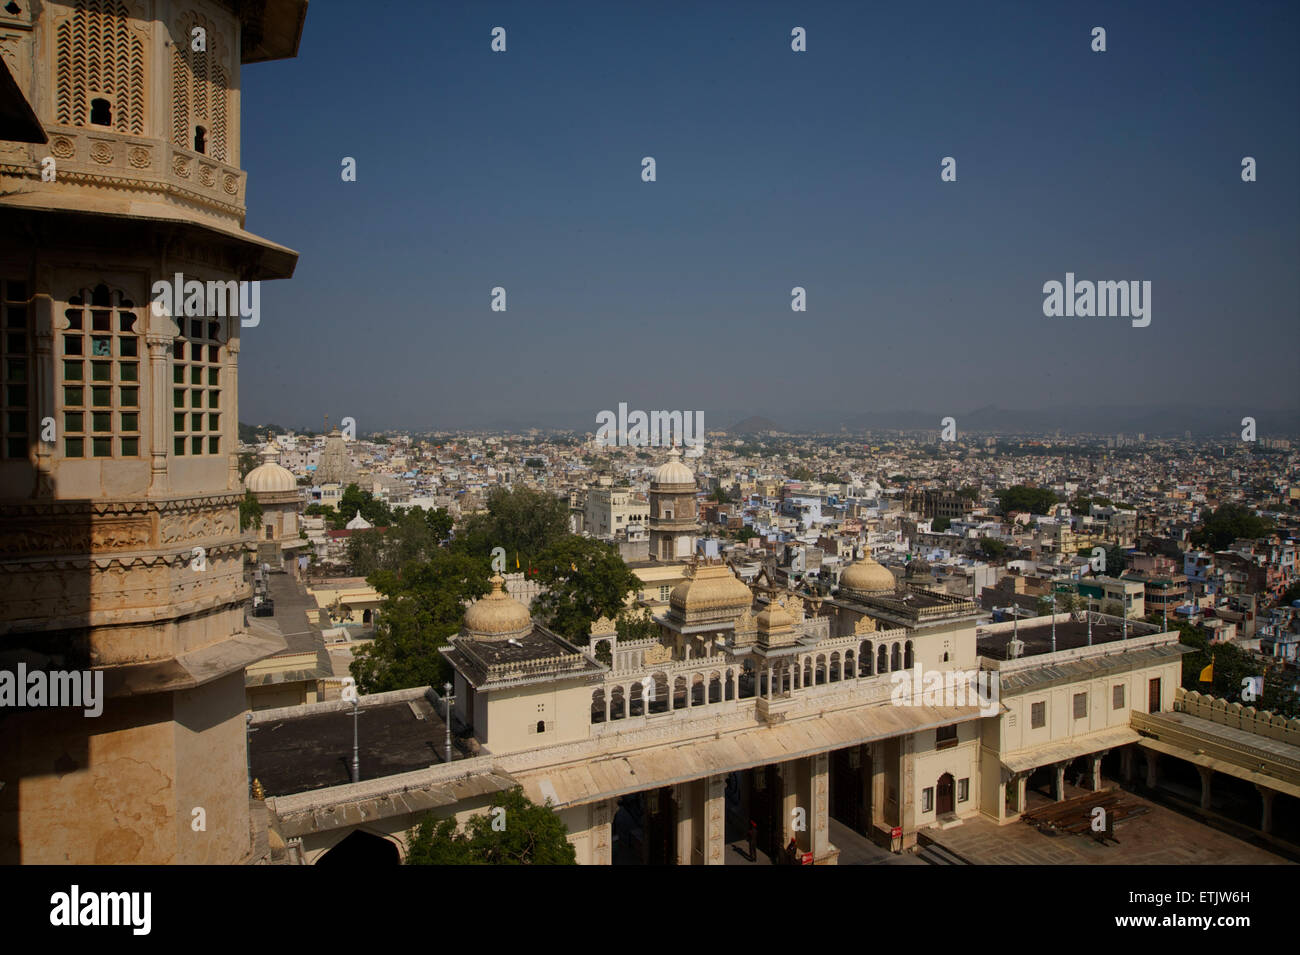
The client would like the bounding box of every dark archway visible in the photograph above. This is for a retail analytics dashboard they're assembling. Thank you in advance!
[317,829,401,866]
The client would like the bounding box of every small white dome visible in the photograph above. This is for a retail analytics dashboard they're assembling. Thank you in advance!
[345,513,373,530]
[652,446,695,486]
[246,446,297,493]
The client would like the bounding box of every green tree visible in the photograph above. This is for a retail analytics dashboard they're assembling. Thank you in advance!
[453,487,569,567]
[349,551,491,694]
[1190,504,1273,551]
[979,538,1008,560]
[708,487,732,504]
[932,516,951,532]
[238,450,259,479]
[239,489,263,532]
[337,483,394,528]
[819,472,844,484]
[405,787,576,865]
[789,465,815,482]
[996,485,1059,516]
[531,536,642,641]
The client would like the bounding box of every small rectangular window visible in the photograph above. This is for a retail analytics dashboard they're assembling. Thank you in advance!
[1113,684,1125,710]
[65,436,84,457]
[958,778,969,802]
[1073,692,1088,719]
[1031,701,1045,729]
[922,787,934,813]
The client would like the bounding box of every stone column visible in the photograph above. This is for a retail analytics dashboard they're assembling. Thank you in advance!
[1120,747,1134,783]
[1256,784,1275,835]
[145,311,174,495]
[1196,766,1214,811]
[781,760,798,849]
[1054,762,1066,801]
[1090,751,1106,791]
[899,735,916,846]
[674,784,692,865]
[224,328,240,491]
[31,288,55,497]
[1144,749,1159,789]
[703,775,725,865]
[592,798,613,866]
[810,752,831,862]
[1016,773,1028,816]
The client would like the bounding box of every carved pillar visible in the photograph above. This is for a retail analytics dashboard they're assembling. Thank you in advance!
[1091,750,1107,791]
[32,288,55,497]
[811,752,830,862]
[591,798,613,866]
[1196,766,1213,811]
[145,310,173,495]
[1054,762,1067,801]
[225,328,240,491]
[1256,784,1275,834]
[703,775,725,864]
[674,783,692,865]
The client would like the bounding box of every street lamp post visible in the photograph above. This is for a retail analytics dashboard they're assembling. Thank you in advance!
[444,681,454,764]
[245,712,254,796]
[351,698,360,783]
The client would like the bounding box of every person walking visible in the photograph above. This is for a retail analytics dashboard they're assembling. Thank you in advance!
[747,820,758,862]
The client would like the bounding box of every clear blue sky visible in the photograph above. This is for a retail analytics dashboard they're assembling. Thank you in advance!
[237,0,1300,433]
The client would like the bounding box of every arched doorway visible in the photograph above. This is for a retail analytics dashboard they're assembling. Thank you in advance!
[936,773,955,816]
[317,829,401,866]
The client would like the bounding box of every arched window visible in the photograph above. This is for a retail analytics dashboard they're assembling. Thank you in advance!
[878,645,889,673]
[860,641,873,676]
[194,124,207,153]
[904,641,914,669]
[536,720,545,734]
[891,643,901,671]
[89,97,112,126]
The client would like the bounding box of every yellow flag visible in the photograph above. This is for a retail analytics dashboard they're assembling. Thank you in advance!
[515,552,519,569]
[1199,657,1214,682]
[571,561,578,572]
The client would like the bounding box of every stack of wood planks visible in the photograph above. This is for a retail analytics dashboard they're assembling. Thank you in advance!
[1021,789,1149,843]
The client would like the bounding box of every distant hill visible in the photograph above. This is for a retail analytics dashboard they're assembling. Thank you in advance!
[728,416,781,434]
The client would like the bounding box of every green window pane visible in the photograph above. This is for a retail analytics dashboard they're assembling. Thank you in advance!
[92,437,111,457]
[173,340,185,361]
[207,344,219,363]
[174,412,185,432]
[120,363,137,382]
[64,386,83,406]
[90,336,111,357]
[64,360,83,381]
[191,436,202,454]
[208,413,219,431]
[191,366,202,384]
[91,310,110,332]
[174,436,185,455]
[65,437,83,457]
[5,384,24,406]
[120,437,138,456]
[92,412,111,432]
[62,307,81,330]
[120,412,137,432]
[209,390,220,408]
[6,358,25,382]
[63,335,81,356]
[208,436,220,454]
[208,367,219,386]
[64,412,83,433]
[91,362,111,381]
[92,387,111,407]
[174,366,184,384]
[119,387,137,407]
[174,388,185,408]
[191,388,202,408]
[191,412,202,430]
[119,337,137,357]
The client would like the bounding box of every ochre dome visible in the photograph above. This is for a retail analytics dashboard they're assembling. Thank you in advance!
[669,561,752,617]
[757,597,794,632]
[246,446,297,493]
[463,575,532,638]
[652,446,695,487]
[840,555,896,594]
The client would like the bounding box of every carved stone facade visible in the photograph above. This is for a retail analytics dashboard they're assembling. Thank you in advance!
[0,0,306,864]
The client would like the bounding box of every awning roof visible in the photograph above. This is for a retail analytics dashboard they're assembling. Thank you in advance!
[510,703,984,809]
[1000,726,1140,775]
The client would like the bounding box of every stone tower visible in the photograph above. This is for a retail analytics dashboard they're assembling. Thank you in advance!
[0,0,307,863]
[648,446,698,561]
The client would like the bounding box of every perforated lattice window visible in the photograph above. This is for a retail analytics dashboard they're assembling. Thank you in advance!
[171,317,222,456]
[62,285,140,458]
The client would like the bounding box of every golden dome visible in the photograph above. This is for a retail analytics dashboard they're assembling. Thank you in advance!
[669,561,753,618]
[463,575,532,638]
[839,555,896,594]
[652,446,695,487]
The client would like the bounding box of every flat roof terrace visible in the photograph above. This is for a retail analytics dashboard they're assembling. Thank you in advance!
[977,618,1160,661]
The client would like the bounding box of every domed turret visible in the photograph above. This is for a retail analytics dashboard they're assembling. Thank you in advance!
[463,575,533,640]
[839,554,896,595]
[651,446,695,487]
[669,561,752,622]
[245,444,296,494]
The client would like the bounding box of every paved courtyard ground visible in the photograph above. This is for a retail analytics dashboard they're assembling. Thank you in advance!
[921,782,1291,865]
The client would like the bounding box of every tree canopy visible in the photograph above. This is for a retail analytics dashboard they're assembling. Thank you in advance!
[405,787,576,865]
[1189,504,1273,552]
[452,486,569,567]
[530,536,642,642]
[996,485,1059,516]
